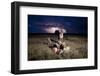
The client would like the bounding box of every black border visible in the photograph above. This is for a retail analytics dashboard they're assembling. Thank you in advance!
[11,1,98,74]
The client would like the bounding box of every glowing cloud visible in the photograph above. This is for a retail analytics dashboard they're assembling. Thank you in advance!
[44,27,66,33]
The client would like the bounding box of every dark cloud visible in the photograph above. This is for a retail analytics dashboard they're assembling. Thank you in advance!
[28,15,87,34]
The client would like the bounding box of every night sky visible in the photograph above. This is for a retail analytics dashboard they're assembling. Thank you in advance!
[28,15,88,34]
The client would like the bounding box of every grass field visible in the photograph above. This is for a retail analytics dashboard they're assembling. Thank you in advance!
[28,34,88,61]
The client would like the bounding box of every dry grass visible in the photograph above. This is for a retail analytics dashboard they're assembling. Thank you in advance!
[28,35,87,61]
